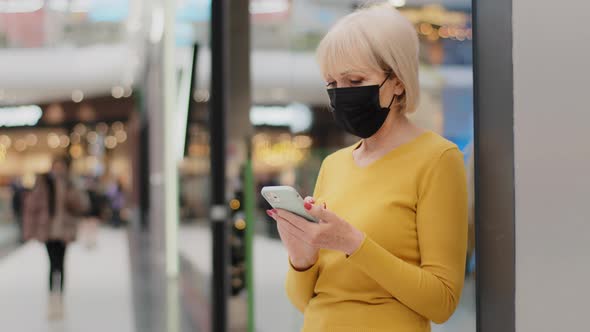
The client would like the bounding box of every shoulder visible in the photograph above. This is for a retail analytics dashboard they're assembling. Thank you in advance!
[404,132,465,186]
[416,133,466,188]
[419,131,461,157]
[320,142,359,169]
[409,132,465,171]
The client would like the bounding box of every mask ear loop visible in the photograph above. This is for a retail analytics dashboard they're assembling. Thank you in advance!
[380,72,398,111]
[378,72,391,88]
[386,93,397,111]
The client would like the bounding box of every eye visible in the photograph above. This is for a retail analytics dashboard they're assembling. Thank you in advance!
[350,79,363,85]
[326,81,336,88]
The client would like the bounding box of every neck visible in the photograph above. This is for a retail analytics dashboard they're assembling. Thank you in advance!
[361,111,412,153]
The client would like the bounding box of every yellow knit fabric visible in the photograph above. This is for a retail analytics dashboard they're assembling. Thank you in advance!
[286,131,468,332]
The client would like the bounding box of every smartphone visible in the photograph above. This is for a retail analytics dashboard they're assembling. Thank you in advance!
[260,186,318,223]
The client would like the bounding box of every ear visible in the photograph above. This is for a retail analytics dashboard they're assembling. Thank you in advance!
[392,77,405,95]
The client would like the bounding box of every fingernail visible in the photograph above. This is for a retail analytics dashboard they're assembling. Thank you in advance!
[271,209,278,214]
[266,210,273,217]
[304,202,312,210]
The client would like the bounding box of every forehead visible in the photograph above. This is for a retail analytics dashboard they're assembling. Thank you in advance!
[320,57,381,80]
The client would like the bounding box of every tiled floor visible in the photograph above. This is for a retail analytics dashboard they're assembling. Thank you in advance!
[179,223,476,332]
[128,226,200,332]
[0,223,475,332]
[0,223,18,255]
[0,228,135,332]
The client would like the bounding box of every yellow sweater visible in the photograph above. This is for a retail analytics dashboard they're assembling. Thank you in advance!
[286,132,468,332]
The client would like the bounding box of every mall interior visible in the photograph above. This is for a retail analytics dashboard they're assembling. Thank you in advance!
[0,0,588,332]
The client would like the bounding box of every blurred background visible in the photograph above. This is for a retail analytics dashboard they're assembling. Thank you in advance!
[0,0,474,331]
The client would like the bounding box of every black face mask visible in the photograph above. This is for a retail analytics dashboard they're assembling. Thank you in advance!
[327,75,396,138]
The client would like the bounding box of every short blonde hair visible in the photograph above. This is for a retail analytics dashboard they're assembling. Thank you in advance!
[316,3,420,113]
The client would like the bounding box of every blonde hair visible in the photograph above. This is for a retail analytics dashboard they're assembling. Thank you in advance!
[316,3,420,113]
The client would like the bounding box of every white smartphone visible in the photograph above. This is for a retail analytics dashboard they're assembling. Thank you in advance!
[260,186,318,223]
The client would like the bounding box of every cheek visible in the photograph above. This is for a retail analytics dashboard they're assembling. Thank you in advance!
[379,86,396,105]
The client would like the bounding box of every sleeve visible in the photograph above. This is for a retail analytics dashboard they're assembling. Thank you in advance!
[346,148,468,323]
[23,177,46,240]
[285,159,328,313]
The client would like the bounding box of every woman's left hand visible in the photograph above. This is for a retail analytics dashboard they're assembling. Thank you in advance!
[270,201,365,256]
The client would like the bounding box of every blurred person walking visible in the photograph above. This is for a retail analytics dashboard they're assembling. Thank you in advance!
[10,178,25,243]
[106,179,125,228]
[79,176,105,249]
[23,156,89,320]
[267,3,468,331]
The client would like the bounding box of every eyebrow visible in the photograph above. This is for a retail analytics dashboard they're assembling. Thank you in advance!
[340,69,367,75]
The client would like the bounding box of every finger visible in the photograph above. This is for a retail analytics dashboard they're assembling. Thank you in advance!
[276,218,318,247]
[276,219,300,238]
[276,215,308,240]
[276,221,304,246]
[275,220,294,239]
[275,209,316,233]
[270,209,307,234]
[275,213,306,234]
[303,201,337,223]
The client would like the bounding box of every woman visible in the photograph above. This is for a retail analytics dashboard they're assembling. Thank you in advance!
[266,4,468,331]
[23,156,89,319]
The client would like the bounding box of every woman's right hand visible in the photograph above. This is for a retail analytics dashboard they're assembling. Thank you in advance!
[268,196,319,271]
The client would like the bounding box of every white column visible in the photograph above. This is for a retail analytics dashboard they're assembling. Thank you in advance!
[513,0,590,331]
[162,0,179,278]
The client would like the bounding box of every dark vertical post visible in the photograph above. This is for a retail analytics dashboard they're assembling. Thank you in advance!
[210,0,229,331]
[184,43,199,158]
[473,0,515,331]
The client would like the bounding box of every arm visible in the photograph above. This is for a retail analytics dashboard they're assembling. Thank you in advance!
[22,177,46,240]
[284,160,327,312]
[346,148,468,323]
[285,259,321,313]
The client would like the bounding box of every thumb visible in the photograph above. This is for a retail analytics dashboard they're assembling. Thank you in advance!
[304,200,334,223]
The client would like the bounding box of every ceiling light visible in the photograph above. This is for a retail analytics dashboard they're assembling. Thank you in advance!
[250,103,313,133]
[46,103,65,124]
[59,135,70,148]
[79,104,96,122]
[111,86,124,99]
[390,0,406,8]
[87,131,98,144]
[105,136,118,149]
[115,131,127,143]
[47,133,61,149]
[25,134,38,146]
[74,123,87,135]
[112,121,124,132]
[96,122,109,134]
[0,105,43,128]
[72,90,84,103]
[123,87,133,98]
[14,139,27,152]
